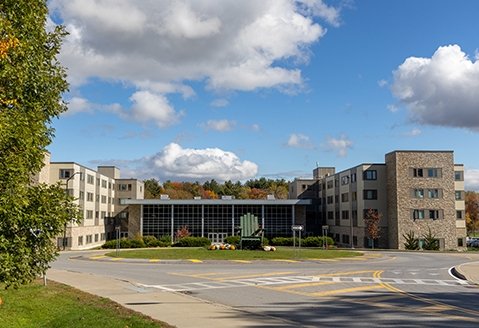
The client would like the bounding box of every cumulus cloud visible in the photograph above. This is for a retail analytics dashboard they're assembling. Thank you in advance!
[49,0,336,97]
[465,168,479,191]
[210,98,229,108]
[387,104,399,113]
[324,134,352,157]
[287,133,314,148]
[201,119,236,132]
[64,91,183,128]
[404,128,421,137]
[391,45,479,130]
[102,143,258,181]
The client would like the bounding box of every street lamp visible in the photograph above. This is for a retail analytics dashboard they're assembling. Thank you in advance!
[63,171,82,250]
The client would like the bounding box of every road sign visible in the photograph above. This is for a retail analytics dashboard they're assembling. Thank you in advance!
[292,225,304,231]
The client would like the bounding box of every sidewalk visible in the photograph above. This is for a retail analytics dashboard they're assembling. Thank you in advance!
[455,261,479,285]
[47,269,292,328]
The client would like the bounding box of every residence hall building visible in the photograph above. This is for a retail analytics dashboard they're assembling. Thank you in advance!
[289,151,466,250]
[47,162,144,250]
[124,197,312,243]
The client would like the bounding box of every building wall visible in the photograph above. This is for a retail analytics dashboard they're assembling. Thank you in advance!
[386,151,458,250]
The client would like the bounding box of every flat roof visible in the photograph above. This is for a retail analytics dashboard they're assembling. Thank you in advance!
[125,199,312,206]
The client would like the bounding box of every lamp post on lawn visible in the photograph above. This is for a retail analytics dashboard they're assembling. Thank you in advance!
[63,172,82,250]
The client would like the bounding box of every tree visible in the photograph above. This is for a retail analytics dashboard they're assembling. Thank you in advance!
[364,209,381,249]
[143,178,163,199]
[465,191,479,235]
[0,0,81,290]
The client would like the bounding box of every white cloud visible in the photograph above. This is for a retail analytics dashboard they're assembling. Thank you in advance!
[391,45,479,130]
[378,79,388,87]
[201,119,236,132]
[50,0,336,94]
[287,133,313,148]
[65,97,93,115]
[129,91,182,128]
[126,143,257,181]
[210,98,229,108]
[465,168,479,191]
[404,128,421,137]
[325,134,352,157]
[387,104,399,113]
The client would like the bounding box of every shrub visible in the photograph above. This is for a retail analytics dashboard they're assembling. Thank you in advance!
[422,228,439,250]
[403,231,419,250]
[302,236,334,247]
[271,237,294,246]
[262,237,269,246]
[129,236,146,248]
[174,236,211,247]
[158,235,172,247]
[101,240,117,249]
[225,235,240,246]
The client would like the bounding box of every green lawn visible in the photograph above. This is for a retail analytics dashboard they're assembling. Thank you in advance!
[106,247,362,260]
[0,280,173,328]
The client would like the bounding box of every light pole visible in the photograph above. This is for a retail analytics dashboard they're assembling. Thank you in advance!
[63,172,82,250]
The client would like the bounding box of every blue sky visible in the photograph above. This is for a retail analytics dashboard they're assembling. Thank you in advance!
[47,0,479,190]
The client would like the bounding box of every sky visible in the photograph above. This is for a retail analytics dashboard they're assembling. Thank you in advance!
[47,0,479,190]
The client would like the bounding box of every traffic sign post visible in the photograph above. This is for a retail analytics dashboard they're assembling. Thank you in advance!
[292,225,304,249]
[322,225,329,249]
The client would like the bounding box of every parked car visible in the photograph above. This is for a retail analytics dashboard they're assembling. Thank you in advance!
[466,237,479,247]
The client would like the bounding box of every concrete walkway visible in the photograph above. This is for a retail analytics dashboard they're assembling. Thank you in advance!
[455,261,479,285]
[47,269,293,328]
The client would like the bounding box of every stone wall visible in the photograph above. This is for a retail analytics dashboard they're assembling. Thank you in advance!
[386,151,457,250]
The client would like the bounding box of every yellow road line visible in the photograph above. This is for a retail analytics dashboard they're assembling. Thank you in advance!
[309,284,384,297]
[269,259,299,263]
[188,259,203,263]
[110,257,124,261]
[229,260,252,264]
[148,259,161,263]
[90,255,107,260]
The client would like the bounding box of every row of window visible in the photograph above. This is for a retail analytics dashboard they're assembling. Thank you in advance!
[329,170,376,189]
[412,209,443,220]
[78,233,106,246]
[85,210,111,219]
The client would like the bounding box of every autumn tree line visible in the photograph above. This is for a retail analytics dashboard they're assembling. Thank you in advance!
[466,191,479,235]
[144,178,289,200]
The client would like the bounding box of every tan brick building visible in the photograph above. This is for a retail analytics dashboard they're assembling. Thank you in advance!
[290,150,467,250]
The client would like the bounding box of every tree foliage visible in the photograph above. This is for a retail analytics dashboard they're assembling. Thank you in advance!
[364,209,381,248]
[0,0,81,288]
[143,178,290,200]
[465,191,479,235]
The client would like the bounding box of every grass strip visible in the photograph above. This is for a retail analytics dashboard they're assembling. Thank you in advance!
[105,247,362,260]
[0,280,173,328]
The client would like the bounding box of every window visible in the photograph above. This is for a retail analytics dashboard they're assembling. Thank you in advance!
[79,191,85,200]
[363,189,378,200]
[335,195,339,203]
[327,196,333,204]
[456,210,463,219]
[96,194,100,202]
[458,238,464,247]
[455,191,464,200]
[342,234,350,244]
[327,211,334,220]
[341,176,349,185]
[334,179,339,187]
[427,168,440,178]
[351,173,357,183]
[78,236,83,246]
[429,210,440,220]
[86,210,93,219]
[327,180,333,189]
[101,211,106,219]
[108,196,112,204]
[351,192,357,201]
[413,209,425,220]
[302,184,307,190]
[413,189,424,198]
[101,233,106,241]
[86,235,92,244]
[96,178,100,186]
[86,192,93,202]
[87,174,94,184]
[342,210,349,220]
[428,189,440,199]
[363,170,377,180]
[101,179,107,188]
[413,168,423,177]
[59,169,73,179]
[341,193,349,202]
[455,171,463,181]
[95,211,99,219]
[95,234,99,242]
[108,182,112,189]
[101,195,107,204]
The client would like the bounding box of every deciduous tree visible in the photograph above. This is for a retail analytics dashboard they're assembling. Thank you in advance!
[364,209,381,249]
[0,0,81,290]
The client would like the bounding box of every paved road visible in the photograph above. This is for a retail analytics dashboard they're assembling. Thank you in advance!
[52,251,479,327]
